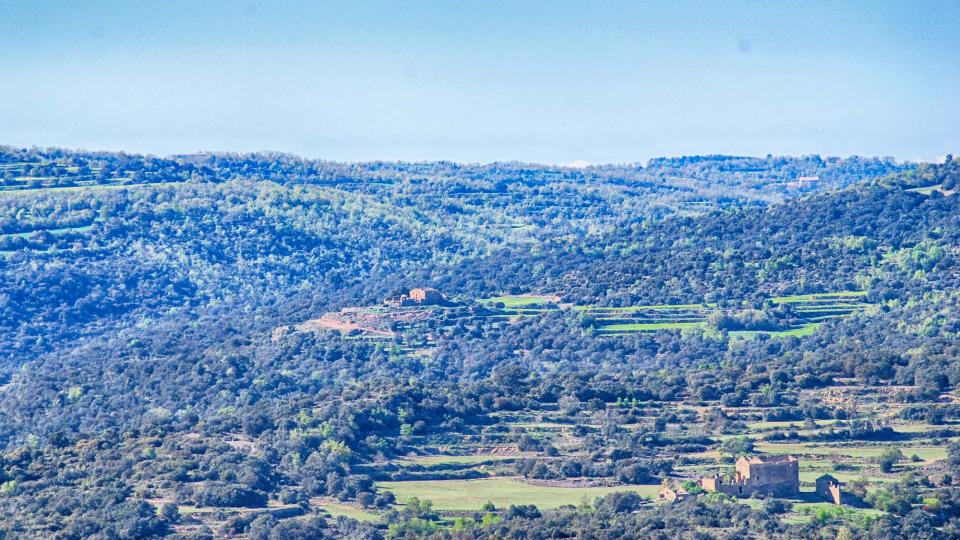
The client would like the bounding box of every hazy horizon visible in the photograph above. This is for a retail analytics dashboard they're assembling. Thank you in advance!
[0,142,941,169]
[2,0,958,163]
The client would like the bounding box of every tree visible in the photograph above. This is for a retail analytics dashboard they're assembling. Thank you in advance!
[507,504,541,519]
[595,491,643,513]
[682,480,705,495]
[158,503,180,523]
[720,436,754,458]
[947,442,960,478]
[878,447,904,473]
[357,492,375,508]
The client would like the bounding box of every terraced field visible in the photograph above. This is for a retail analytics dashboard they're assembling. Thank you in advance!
[267,381,959,529]
[0,180,184,195]
[0,159,184,194]
[481,294,561,309]
[756,442,949,463]
[585,291,868,336]
[376,478,660,511]
[0,216,108,256]
[395,454,520,466]
[476,291,870,336]
[481,292,870,337]
[260,292,937,528]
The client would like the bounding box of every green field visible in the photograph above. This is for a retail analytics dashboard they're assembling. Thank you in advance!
[577,303,713,312]
[747,419,840,431]
[508,421,574,430]
[785,502,885,525]
[397,454,517,466]
[600,321,706,332]
[589,291,866,337]
[482,295,559,308]
[377,478,659,510]
[756,442,948,462]
[893,422,945,433]
[176,505,216,515]
[771,291,867,304]
[476,291,867,340]
[729,322,822,339]
[794,304,865,312]
[798,471,894,484]
[318,501,380,522]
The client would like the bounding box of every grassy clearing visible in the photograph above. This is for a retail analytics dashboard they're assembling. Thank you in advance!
[764,322,822,336]
[477,291,864,341]
[892,422,945,433]
[508,421,572,430]
[600,321,706,332]
[577,303,713,312]
[728,322,822,340]
[593,291,864,338]
[908,184,942,195]
[398,454,517,466]
[177,506,216,514]
[756,443,948,462]
[798,471,893,484]
[907,184,955,196]
[794,303,866,310]
[747,419,839,431]
[482,295,559,308]
[785,502,885,525]
[377,478,659,510]
[772,291,867,304]
[797,459,837,468]
[319,502,380,522]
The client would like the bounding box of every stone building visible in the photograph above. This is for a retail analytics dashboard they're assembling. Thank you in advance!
[699,455,800,498]
[383,287,446,307]
[409,287,443,304]
[815,474,842,505]
[658,482,695,502]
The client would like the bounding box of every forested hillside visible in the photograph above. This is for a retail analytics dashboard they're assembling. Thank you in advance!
[5,147,960,539]
[0,148,906,365]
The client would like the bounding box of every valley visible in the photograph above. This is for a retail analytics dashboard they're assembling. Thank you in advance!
[0,148,958,539]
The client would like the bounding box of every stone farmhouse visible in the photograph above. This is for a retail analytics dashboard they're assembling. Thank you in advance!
[657,481,694,502]
[383,287,446,308]
[659,455,843,504]
[701,455,801,497]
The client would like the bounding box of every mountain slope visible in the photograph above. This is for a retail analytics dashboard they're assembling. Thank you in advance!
[4,150,960,539]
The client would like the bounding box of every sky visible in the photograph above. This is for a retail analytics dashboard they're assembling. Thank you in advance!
[1,0,958,164]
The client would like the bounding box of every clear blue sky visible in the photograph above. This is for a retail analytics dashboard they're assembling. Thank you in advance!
[1,0,957,164]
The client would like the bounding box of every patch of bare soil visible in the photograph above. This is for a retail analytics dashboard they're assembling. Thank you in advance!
[277,306,437,339]
[223,437,260,454]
